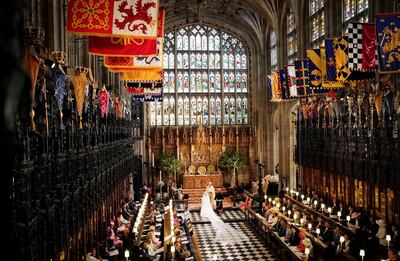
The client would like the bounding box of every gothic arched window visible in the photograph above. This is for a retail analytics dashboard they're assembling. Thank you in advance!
[309,0,325,48]
[270,30,277,70]
[150,24,249,127]
[342,0,369,33]
[287,9,298,64]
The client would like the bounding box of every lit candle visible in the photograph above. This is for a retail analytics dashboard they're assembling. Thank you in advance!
[337,211,342,221]
[313,200,318,208]
[293,213,298,220]
[340,236,345,249]
[386,234,391,249]
[308,223,312,231]
[264,195,267,200]
[288,210,292,218]
[316,228,320,237]
[282,206,286,212]
[296,192,299,197]
[321,203,325,211]
[307,197,311,204]
[346,215,351,224]
[305,247,310,256]
[125,250,130,261]
[301,194,305,200]
[300,218,304,225]
[286,187,289,193]
[359,249,365,261]
[268,198,272,203]
[328,207,332,214]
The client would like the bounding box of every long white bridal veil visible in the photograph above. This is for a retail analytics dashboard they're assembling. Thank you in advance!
[200,192,248,245]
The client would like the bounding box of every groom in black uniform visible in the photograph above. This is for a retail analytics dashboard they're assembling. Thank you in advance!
[215,188,224,215]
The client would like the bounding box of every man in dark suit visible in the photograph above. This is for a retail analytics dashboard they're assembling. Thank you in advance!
[215,189,224,215]
[321,221,334,243]
[288,225,300,246]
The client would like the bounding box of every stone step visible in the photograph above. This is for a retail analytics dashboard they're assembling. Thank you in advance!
[182,188,228,204]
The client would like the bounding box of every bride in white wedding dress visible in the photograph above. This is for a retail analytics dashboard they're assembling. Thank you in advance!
[200,191,248,245]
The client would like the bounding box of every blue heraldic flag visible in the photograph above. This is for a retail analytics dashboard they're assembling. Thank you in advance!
[306,48,322,89]
[279,68,288,99]
[375,13,400,73]
[325,39,337,81]
[294,60,311,96]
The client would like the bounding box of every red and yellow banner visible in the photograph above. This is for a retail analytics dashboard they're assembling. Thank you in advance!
[119,69,163,81]
[104,37,163,67]
[67,0,159,38]
[88,9,164,56]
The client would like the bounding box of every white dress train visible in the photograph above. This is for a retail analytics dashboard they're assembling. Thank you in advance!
[200,192,248,245]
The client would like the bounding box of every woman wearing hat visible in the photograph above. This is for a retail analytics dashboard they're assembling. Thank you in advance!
[303,238,314,258]
[376,219,389,246]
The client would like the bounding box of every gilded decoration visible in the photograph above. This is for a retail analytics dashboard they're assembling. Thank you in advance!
[149,126,252,184]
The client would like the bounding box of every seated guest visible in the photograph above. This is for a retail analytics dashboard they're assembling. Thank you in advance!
[147,231,162,249]
[278,219,288,237]
[316,216,324,230]
[391,225,400,250]
[376,219,389,247]
[292,206,301,221]
[136,242,153,260]
[284,222,292,239]
[338,202,346,217]
[336,233,351,254]
[332,227,342,246]
[349,211,361,229]
[297,232,307,252]
[303,238,314,257]
[86,248,101,261]
[320,221,334,243]
[267,212,278,228]
[362,216,379,243]
[385,248,399,261]
[288,225,300,246]
[347,206,354,218]
[331,198,338,214]
[175,241,190,261]
[145,237,159,259]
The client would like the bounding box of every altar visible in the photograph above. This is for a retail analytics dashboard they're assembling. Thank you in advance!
[183,174,223,189]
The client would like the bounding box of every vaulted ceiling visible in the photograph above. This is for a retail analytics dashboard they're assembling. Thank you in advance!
[160,0,301,49]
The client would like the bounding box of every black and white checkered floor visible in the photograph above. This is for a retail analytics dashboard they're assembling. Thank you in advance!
[193,221,277,261]
[190,209,245,222]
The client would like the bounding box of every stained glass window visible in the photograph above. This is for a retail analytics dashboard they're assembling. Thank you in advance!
[270,30,277,70]
[287,9,298,64]
[342,0,369,33]
[309,0,325,48]
[150,24,249,126]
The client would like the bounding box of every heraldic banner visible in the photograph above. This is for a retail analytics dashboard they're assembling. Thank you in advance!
[88,9,164,56]
[67,0,159,38]
[375,13,400,73]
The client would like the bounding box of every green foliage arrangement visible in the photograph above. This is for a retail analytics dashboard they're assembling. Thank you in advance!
[219,150,245,187]
[157,153,181,177]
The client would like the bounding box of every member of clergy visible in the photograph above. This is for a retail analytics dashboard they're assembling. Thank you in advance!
[206,182,216,209]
